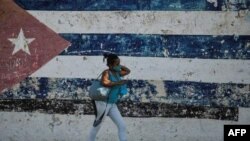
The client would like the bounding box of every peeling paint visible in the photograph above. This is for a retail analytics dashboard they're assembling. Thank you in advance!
[0,99,239,121]
[207,0,218,7]
[60,34,250,59]
[1,78,249,108]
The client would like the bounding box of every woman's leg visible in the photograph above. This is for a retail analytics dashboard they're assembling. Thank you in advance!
[87,101,109,141]
[87,123,102,141]
[108,104,127,141]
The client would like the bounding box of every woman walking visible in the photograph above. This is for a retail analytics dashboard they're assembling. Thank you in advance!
[87,53,131,141]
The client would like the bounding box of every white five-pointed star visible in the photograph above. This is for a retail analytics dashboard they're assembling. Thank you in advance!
[8,28,35,55]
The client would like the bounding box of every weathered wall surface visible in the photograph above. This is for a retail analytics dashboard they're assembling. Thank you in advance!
[0,0,250,141]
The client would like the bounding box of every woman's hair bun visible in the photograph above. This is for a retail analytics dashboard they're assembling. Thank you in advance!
[103,53,109,58]
[103,53,118,64]
[103,53,109,62]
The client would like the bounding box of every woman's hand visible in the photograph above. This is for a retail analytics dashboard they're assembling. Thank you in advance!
[115,80,128,85]
[104,80,127,87]
[120,65,130,76]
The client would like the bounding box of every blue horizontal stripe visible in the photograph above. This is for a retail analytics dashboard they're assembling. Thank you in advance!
[14,0,249,11]
[164,81,250,107]
[1,77,249,107]
[60,34,250,59]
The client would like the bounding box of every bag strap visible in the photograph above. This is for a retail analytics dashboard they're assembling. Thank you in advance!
[96,72,103,80]
[93,108,106,127]
[93,70,111,127]
[93,90,110,127]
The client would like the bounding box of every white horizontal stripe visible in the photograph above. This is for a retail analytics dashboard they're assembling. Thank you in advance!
[28,10,250,35]
[30,56,250,84]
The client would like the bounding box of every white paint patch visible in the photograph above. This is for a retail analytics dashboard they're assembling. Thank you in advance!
[207,0,218,7]
[0,108,249,141]
[148,80,167,101]
[30,56,250,84]
[28,11,250,35]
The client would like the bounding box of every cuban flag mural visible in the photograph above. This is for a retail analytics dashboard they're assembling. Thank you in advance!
[0,1,249,139]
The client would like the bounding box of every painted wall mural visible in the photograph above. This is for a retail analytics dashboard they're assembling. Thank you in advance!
[0,0,249,121]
